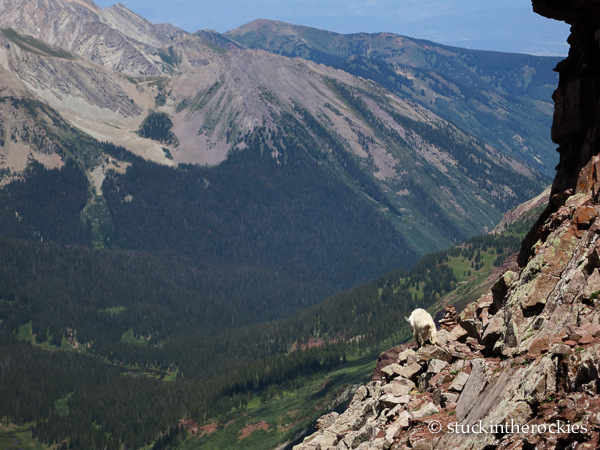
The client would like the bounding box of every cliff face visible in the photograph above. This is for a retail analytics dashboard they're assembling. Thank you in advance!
[522,0,600,264]
[293,2,600,449]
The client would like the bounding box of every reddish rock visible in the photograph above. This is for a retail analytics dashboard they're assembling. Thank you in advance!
[481,314,504,351]
[446,324,468,343]
[416,345,454,363]
[476,294,493,311]
[407,397,427,412]
[398,362,425,381]
[436,374,454,387]
[514,356,526,365]
[373,342,416,381]
[428,372,442,388]
[465,337,484,352]
[479,308,489,327]
[557,408,578,423]
[439,306,459,331]
[449,372,470,392]
[565,324,587,342]
[564,340,578,347]
[579,334,595,345]
[582,269,600,300]
[573,205,598,228]
[551,344,571,356]
[540,228,580,278]
[527,336,550,357]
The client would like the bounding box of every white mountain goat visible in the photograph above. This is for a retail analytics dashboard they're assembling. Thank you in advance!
[405,308,437,347]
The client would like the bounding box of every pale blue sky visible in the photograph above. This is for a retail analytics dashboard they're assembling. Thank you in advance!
[94,0,570,55]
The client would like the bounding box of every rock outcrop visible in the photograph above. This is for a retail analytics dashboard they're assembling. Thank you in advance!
[293,2,600,449]
[522,0,600,265]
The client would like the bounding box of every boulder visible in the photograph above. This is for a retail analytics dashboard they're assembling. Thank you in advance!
[427,358,448,374]
[381,364,403,379]
[411,401,439,419]
[342,422,373,449]
[412,440,434,450]
[449,372,470,392]
[455,359,490,420]
[397,348,416,364]
[385,411,410,440]
[520,273,558,313]
[458,302,483,341]
[398,362,424,381]
[445,324,469,343]
[416,345,453,363]
[382,378,415,396]
[573,205,598,228]
[526,336,550,357]
[417,372,435,392]
[379,394,409,409]
[432,388,442,406]
[351,385,368,404]
[373,342,415,381]
[491,270,518,312]
[449,359,469,373]
[481,314,504,353]
[316,411,339,429]
[441,392,459,407]
[582,269,600,300]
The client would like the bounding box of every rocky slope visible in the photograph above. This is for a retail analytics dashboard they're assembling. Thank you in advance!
[491,186,551,235]
[292,2,600,449]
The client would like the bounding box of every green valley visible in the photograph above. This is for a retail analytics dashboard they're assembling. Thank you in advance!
[0,197,540,449]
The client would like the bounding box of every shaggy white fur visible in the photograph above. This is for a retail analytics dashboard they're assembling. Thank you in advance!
[405,308,437,346]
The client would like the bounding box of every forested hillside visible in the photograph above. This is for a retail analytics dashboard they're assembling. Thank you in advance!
[0,207,534,449]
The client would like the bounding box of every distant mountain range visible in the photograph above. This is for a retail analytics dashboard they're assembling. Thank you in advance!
[0,1,556,260]
[91,0,570,56]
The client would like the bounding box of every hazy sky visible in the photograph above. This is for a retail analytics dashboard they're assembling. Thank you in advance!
[94,0,570,56]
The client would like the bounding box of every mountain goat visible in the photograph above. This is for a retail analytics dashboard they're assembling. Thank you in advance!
[405,308,437,347]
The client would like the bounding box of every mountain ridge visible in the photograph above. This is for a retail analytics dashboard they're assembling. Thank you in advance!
[223,19,561,178]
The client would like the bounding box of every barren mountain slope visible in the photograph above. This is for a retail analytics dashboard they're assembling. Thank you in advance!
[0,0,182,74]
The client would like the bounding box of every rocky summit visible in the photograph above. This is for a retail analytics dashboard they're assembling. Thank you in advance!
[293,1,600,449]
